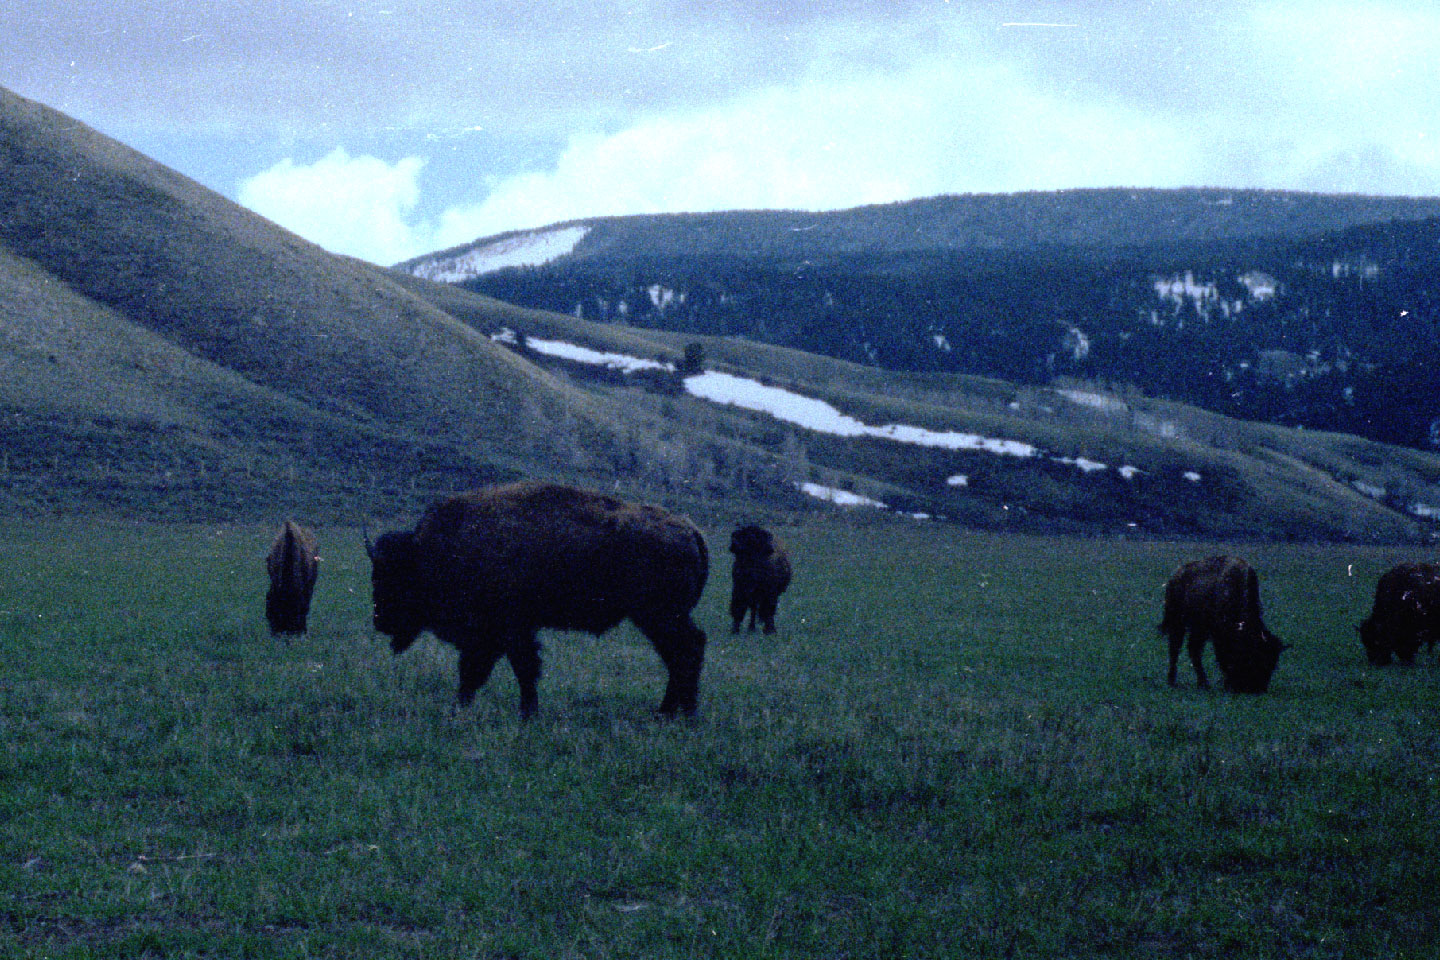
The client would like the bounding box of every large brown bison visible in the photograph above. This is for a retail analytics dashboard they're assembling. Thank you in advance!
[365,481,710,718]
[1160,555,1285,693]
[1359,562,1440,666]
[729,524,792,634]
[266,520,319,636]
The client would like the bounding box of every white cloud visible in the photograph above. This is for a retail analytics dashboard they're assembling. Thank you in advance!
[238,56,1207,260]
[418,56,1205,238]
[237,148,429,264]
[232,4,1440,260]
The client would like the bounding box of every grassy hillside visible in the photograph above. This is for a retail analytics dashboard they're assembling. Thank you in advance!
[0,88,639,510]
[4,518,1439,957]
[3,83,1440,541]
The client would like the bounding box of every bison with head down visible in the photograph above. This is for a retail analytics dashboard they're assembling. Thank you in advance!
[1359,562,1440,666]
[366,481,709,719]
[729,524,791,634]
[265,520,319,636]
[1160,555,1285,693]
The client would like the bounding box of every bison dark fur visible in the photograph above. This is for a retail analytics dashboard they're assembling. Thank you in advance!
[266,520,319,636]
[729,524,792,634]
[367,481,709,719]
[1359,562,1440,666]
[1160,555,1285,694]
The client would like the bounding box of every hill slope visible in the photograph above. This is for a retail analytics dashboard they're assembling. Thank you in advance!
[416,193,1440,452]
[4,85,1440,542]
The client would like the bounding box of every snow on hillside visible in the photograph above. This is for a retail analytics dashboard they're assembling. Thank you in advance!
[493,335,1156,482]
[797,482,888,509]
[526,337,673,373]
[684,371,1038,457]
[410,226,589,281]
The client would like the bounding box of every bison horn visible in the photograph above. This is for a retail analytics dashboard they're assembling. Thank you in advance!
[362,521,375,559]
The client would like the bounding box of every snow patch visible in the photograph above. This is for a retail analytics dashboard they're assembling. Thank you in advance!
[683,371,1038,457]
[1353,480,1386,499]
[947,474,969,487]
[525,337,673,373]
[1183,471,1202,483]
[1057,389,1127,414]
[1052,456,1108,474]
[797,482,888,509]
[1409,502,1440,519]
[411,226,589,281]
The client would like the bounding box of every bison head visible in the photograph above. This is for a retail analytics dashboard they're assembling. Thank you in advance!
[1223,625,1287,694]
[1358,618,1395,666]
[366,530,425,653]
[730,524,774,558]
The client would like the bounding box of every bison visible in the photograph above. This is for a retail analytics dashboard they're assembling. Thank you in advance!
[365,481,710,719]
[265,520,319,636]
[1160,555,1285,693]
[1358,562,1440,666]
[729,524,792,634]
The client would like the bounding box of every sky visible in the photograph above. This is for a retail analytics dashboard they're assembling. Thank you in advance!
[7,1,1440,265]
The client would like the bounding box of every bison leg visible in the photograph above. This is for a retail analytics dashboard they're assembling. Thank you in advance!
[636,612,706,718]
[1187,631,1210,689]
[759,595,779,635]
[504,631,543,720]
[729,588,749,635]
[1165,627,1186,686]
[456,645,503,706]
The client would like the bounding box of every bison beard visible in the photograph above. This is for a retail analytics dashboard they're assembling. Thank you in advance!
[1359,562,1440,666]
[367,481,710,719]
[1160,555,1284,694]
[729,524,792,634]
[266,521,319,636]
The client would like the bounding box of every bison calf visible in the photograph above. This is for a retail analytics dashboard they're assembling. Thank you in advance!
[729,524,792,634]
[366,481,710,719]
[1160,555,1285,693]
[1359,562,1440,666]
[266,521,319,636]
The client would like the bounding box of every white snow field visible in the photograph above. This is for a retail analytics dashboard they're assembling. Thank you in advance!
[492,335,1164,489]
[796,482,888,509]
[411,226,589,281]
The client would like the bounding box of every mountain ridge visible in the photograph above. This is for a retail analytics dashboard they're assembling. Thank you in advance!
[5,83,1440,542]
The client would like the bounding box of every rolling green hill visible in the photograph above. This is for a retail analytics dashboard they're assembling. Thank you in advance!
[3,84,1439,542]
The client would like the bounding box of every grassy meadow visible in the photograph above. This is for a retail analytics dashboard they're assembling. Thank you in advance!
[3,517,1439,958]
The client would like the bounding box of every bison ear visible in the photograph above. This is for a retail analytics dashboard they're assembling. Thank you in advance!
[363,522,375,560]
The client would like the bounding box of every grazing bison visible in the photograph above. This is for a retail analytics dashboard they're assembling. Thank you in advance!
[1160,555,1285,693]
[365,481,710,719]
[729,524,792,634]
[266,520,319,636]
[1359,562,1440,666]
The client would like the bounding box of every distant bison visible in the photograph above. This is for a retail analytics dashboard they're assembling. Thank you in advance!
[729,524,792,634]
[1359,562,1440,666]
[1160,555,1285,693]
[366,481,709,718]
[266,521,319,636]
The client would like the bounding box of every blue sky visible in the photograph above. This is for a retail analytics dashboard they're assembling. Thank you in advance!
[7,1,1440,264]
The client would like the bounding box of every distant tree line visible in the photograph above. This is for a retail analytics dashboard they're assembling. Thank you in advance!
[464,216,1440,451]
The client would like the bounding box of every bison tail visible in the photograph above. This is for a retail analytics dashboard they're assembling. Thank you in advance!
[693,525,710,594]
[1158,579,1182,636]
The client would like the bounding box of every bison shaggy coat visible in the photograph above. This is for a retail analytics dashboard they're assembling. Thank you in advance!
[367,481,710,718]
[1160,555,1284,694]
[1359,562,1440,666]
[266,521,319,636]
[729,524,792,634]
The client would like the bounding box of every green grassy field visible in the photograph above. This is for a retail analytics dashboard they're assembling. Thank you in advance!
[3,518,1439,958]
